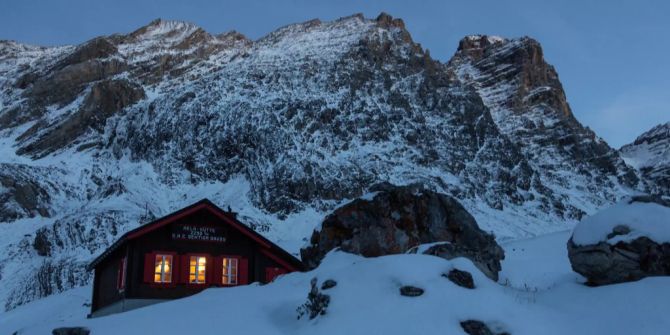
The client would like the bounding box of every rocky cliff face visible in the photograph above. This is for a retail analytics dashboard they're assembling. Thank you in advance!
[447,35,639,220]
[0,14,644,310]
[620,122,670,196]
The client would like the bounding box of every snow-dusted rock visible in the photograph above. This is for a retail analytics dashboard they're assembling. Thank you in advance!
[620,122,670,196]
[567,196,670,285]
[444,268,475,289]
[301,184,504,280]
[399,285,424,297]
[460,320,509,335]
[52,326,90,335]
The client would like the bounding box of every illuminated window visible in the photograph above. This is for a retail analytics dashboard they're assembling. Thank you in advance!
[189,256,207,284]
[154,254,173,283]
[222,258,238,285]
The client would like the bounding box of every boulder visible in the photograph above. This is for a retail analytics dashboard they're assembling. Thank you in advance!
[460,320,509,335]
[399,285,424,297]
[567,196,670,285]
[321,279,337,290]
[444,268,475,289]
[300,184,504,280]
[460,320,494,335]
[52,327,90,335]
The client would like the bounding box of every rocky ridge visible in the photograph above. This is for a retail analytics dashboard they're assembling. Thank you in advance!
[620,122,670,196]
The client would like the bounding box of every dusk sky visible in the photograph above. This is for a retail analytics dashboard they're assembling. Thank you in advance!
[1,0,668,147]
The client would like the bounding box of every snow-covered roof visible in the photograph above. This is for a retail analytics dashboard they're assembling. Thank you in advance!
[571,197,670,246]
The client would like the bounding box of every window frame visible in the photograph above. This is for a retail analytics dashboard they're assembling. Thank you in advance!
[187,254,209,285]
[117,256,127,292]
[154,253,175,284]
[221,257,239,286]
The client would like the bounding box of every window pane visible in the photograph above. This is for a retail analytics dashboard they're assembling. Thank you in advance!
[190,256,207,283]
[154,254,173,283]
[154,255,163,276]
[222,258,238,285]
[165,256,172,283]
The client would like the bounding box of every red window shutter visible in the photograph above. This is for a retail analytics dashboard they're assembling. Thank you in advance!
[205,255,214,284]
[239,257,249,285]
[117,260,122,289]
[180,255,190,284]
[213,256,223,285]
[172,254,180,284]
[143,253,154,283]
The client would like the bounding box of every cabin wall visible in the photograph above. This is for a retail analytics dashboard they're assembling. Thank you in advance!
[92,247,126,312]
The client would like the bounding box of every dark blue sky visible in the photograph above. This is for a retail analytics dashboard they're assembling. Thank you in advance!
[1,0,668,147]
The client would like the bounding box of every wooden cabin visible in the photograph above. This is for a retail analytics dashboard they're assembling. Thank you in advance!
[87,199,303,317]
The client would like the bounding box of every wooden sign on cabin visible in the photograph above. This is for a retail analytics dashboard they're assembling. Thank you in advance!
[171,225,226,243]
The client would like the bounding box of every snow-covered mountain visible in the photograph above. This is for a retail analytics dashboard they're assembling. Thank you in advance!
[0,13,646,312]
[620,122,670,196]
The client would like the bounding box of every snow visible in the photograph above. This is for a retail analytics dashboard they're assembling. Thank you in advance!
[571,198,670,245]
[2,231,670,335]
[0,286,90,334]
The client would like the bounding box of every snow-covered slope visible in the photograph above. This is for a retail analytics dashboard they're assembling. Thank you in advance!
[620,122,670,196]
[3,231,669,335]
[0,13,645,312]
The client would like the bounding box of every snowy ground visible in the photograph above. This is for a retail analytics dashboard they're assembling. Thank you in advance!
[2,230,669,335]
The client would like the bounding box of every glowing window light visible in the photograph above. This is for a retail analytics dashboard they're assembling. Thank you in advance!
[154,254,173,283]
[189,256,207,284]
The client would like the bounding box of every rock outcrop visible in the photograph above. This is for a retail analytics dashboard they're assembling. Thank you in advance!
[444,268,475,289]
[52,327,90,335]
[567,196,670,285]
[300,184,504,280]
[620,122,670,196]
[399,285,424,297]
[0,164,53,222]
[460,320,510,335]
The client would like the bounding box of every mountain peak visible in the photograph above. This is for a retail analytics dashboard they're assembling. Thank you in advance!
[620,122,670,195]
[128,18,203,41]
[449,32,638,193]
[375,12,406,29]
[458,35,507,49]
[631,121,670,146]
[455,35,541,62]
